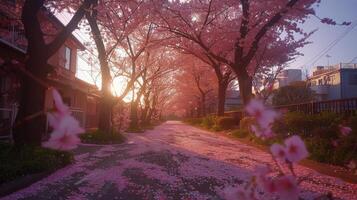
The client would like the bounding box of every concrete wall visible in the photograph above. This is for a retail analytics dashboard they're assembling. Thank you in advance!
[341,69,357,99]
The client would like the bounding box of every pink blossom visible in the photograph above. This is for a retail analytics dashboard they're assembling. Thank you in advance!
[52,88,70,116]
[251,125,274,139]
[270,143,286,161]
[43,130,81,151]
[284,135,309,163]
[42,88,84,151]
[339,125,352,136]
[246,99,278,129]
[275,175,299,200]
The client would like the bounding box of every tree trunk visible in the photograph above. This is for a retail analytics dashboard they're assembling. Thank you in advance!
[86,8,113,133]
[201,94,206,116]
[13,58,47,146]
[237,73,253,105]
[129,101,139,129]
[217,80,228,116]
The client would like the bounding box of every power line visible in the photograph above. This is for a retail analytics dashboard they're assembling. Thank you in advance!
[301,20,357,69]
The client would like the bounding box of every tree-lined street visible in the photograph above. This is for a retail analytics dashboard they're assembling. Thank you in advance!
[2,121,356,200]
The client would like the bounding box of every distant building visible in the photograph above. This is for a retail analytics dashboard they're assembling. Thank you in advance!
[308,63,357,101]
[224,90,242,111]
[274,69,302,89]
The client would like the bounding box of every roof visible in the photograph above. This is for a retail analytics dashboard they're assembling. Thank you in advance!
[43,8,85,50]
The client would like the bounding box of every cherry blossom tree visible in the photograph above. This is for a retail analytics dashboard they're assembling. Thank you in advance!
[83,0,150,133]
[154,0,322,105]
[173,56,218,117]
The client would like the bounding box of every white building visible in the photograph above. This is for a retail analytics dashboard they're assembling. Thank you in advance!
[308,63,357,101]
[274,69,302,89]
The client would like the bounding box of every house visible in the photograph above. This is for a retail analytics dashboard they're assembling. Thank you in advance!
[308,63,357,101]
[273,69,302,89]
[224,90,242,111]
[0,1,99,138]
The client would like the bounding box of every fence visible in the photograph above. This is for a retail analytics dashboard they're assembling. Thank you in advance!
[70,108,86,128]
[274,98,357,115]
[223,98,357,123]
[0,104,18,141]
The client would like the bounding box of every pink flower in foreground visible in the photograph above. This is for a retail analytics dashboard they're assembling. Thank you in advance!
[339,125,352,136]
[43,89,84,151]
[275,175,299,200]
[250,125,274,139]
[43,130,81,151]
[246,99,278,129]
[52,88,70,116]
[270,143,286,161]
[284,135,308,163]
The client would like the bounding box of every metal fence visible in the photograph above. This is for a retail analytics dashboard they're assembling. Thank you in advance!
[0,104,18,141]
[223,98,357,122]
[70,108,86,128]
[274,98,357,115]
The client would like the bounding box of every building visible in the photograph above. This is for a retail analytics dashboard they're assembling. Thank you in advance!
[0,2,99,138]
[274,69,302,89]
[308,63,357,101]
[224,90,242,111]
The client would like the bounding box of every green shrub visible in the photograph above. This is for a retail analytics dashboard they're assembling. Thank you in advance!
[201,115,216,129]
[231,129,249,138]
[214,117,236,130]
[272,111,356,166]
[80,130,126,144]
[0,142,73,184]
[239,117,256,132]
[184,118,203,125]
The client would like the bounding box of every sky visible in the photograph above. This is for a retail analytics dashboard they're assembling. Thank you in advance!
[290,0,357,75]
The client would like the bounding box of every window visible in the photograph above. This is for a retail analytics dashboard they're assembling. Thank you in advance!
[64,46,71,70]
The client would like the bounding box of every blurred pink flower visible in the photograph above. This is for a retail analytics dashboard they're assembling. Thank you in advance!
[52,88,70,116]
[284,135,308,163]
[43,88,84,151]
[275,175,299,200]
[246,99,278,129]
[270,143,286,161]
[339,125,352,136]
[43,130,81,151]
[250,125,274,139]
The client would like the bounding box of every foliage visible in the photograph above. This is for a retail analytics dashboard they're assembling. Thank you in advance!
[184,118,203,126]
[239,117,256,132]
[272,81,316,106]
[0,142,73,184]
[80,130,126,144]
[231,129,249,138]
[214,117,236,130]
[200,115,216,129]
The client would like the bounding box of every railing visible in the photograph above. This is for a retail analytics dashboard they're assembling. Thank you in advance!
[0,104,18,141]
[45,108,86,136]
[223,98,357,122]
[274,98,357,115]
[70,108,86,128]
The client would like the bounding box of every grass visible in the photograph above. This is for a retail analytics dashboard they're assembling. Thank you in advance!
[0,142,73,185]
[80,130,126,144]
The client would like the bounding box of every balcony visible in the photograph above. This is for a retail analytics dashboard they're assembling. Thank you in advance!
[311,85,329,94]
[0,26,27,51]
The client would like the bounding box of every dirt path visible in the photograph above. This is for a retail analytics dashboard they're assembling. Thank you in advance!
[2,121,357,200]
